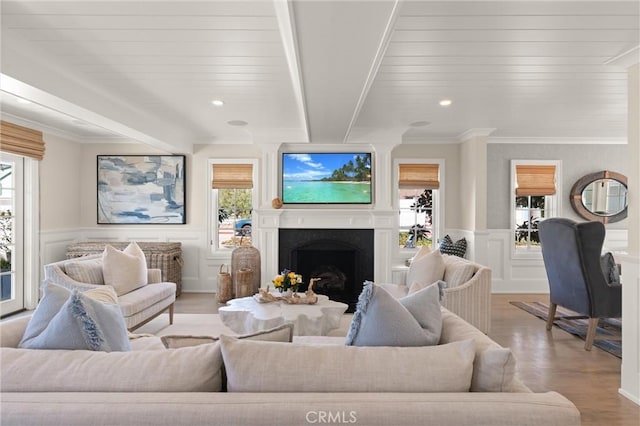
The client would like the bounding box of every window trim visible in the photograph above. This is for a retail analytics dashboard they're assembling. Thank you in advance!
[207,159,258,257]
[510,159,562,259]
[394,158,444,255]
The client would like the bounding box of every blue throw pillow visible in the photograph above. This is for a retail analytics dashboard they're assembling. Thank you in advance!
[18,281,131,352]
[439,234,467,258]
[345,281,444,347]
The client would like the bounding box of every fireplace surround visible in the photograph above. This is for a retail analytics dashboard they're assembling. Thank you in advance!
[278,228,374,311]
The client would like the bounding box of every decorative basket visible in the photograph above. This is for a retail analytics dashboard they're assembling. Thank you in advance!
[231,243,261,298]
[217,264,233,304]
[66,242,183,296]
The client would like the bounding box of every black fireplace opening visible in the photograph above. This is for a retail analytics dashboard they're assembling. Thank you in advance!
[278,229,374,312]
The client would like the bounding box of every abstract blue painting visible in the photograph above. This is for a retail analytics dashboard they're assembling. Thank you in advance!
[97,155,186,224]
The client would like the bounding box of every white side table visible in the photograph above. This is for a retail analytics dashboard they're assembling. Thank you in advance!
[219,293,348,336]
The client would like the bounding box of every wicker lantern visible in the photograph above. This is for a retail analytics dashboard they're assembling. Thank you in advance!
[231,242,261,298]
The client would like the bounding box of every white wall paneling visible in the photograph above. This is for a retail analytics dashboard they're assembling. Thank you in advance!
[40,228,214,293]
[485,228,629,293]
[618,254,640,405]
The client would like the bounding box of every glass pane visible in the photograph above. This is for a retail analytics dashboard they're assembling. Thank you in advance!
[218,188,252,249]
[398,188,433,248]
[531,196,545,209]
[0,162,14,302]
[515,196,529,208]
[529,231,540,245]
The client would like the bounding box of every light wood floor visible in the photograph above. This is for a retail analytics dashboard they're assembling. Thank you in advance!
[175,292,640,426]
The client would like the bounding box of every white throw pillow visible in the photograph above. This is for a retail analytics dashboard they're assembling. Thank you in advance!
[1,342,222,392]
[411,245,431,262]
[220,336,475,393]
[406,249,446,291]
[102,242,148,296]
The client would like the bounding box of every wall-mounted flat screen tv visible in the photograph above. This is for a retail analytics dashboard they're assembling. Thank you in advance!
[282,152,372,204]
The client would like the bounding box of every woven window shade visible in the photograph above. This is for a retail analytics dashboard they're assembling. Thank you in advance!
[212,164,253,189]
[399,164,440,189]
[515,165,556,196]
[0,121,45,160]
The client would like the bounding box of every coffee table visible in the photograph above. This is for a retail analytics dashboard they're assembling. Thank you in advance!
[218,293,349,336]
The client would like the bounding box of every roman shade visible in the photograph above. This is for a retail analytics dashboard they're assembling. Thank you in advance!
[211,164,253,189]
[0,121,45,160]
[515,165,556,196]
[399,164,440,189]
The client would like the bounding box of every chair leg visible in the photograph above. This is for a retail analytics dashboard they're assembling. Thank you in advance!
[546,302,557,330]
[169,303,174,325]
[584,318,598,351]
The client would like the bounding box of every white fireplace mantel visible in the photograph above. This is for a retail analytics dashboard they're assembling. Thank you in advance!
[255,208,397,287]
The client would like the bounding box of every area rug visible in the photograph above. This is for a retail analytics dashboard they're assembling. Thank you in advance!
[135,313,236,337]
[510,301,621,358]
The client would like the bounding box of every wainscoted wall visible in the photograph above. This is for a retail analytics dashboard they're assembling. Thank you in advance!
[40,228,214,293]
[484,228,628,293]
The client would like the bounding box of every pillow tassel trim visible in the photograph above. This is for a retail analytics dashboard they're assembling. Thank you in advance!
[345,281,373,345]
[70,291,105,351]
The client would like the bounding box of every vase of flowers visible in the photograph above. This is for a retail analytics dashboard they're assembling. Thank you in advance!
[272,269,302,296]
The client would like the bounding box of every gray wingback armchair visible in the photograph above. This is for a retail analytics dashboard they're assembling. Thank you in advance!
[538,217,622,350]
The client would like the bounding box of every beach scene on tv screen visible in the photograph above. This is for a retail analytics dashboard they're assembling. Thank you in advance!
[282,153,372,203]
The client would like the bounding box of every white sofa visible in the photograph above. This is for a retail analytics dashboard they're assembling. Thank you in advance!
[43,254,176,331]
[0,309,580,426]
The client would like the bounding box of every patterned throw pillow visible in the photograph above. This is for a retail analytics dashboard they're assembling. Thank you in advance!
[439,234,467,258]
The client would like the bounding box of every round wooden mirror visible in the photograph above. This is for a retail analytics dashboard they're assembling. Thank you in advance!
[570,170,628,223]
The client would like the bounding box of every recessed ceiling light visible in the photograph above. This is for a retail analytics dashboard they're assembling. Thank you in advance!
[211,100,224,107]
[439,99,452,107]
[227,120,248,127]
[410,121,430,127]
[16,98,32,105]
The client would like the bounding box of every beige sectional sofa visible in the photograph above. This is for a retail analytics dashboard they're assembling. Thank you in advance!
[0,308,580,426]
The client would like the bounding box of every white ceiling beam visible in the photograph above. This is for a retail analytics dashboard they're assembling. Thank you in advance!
[1,74,189,154]
[274,0,310,143]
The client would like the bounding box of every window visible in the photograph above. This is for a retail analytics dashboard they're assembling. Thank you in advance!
[0,120,41,316]
[0,153,24,315]
[209,161,256,252]
[511,160,560,255]
[396,161,442,249]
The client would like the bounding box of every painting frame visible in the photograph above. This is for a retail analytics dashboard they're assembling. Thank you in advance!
[97,155,186,225]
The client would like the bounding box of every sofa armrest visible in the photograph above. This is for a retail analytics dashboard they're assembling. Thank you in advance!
[44,266,102,292]
[442,267,492,334]
[147,268,162,284]
[0,315,31,348]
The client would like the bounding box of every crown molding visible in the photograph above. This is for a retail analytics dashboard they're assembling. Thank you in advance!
[457,128,496,142]
[604,46,640,68]
[488,137,627,145]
